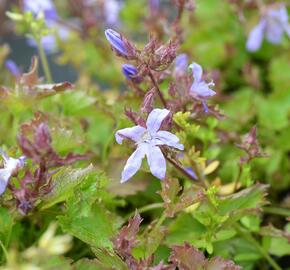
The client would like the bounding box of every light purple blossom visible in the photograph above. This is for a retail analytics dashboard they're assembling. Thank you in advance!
[23,0,58,20]
[246,5,290,52]
[104,0,122,26]
[5,59,21,78]
[115,109,184,183]
[0,151,26,195]
[174,53,188,76]
[23,0,69,53]
[189,62,216,113]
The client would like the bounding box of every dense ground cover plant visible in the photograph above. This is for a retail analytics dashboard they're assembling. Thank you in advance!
[0,0,289,269]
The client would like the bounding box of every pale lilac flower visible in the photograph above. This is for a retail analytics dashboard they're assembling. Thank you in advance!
[5,59,21,78]
[174,53,188,76]
[23,0,58,20]
[189,62,216,113]
[0,151,26,195]
[115,109,184,183]
[23,0,69,53]
[246,5,290,52]
[104,0,122,26]
[105,28,128,56]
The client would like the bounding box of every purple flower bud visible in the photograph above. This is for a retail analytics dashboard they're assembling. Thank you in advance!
[122,64,140,82]
[5,59,21,78]
[174,53,188,76]
[105,29,128,56]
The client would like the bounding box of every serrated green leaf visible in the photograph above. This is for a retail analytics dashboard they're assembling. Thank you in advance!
[57,173,120,249]
[40,165,95,210]
[218,184,268,215]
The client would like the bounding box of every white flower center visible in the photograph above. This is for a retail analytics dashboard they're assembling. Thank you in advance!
[139,130,152,144]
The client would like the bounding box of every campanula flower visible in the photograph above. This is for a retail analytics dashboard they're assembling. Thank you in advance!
[5,59,21,78]
[189,62,216,113]
[122,64,140,82]
[246,5,290,52]
[104,0,122,26]
[23,0,69,53]
[115,109,184,183]
[0,151,26,195]
[174,53,188,76]
[23,0,58,20]
[105,29,128,56]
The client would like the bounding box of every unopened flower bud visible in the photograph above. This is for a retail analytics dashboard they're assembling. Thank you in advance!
[105,28,128,56]
[122,64,141,83]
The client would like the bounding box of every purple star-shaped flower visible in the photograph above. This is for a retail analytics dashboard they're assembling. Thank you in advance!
[189,62,216,113]
[246,5,290,52]
[115,109,184,183]
[0,151,26,195]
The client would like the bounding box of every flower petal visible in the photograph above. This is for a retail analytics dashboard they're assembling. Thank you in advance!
[146,146,166,180]
[266,21,284,44]
[115,125,146,144]
[246,20,266,52]
[146,108,170,134]
[0,169,11,195]
[190,82,216,99]
[121,144,147,183]
[189,62,203,83]
[155,130,184,150]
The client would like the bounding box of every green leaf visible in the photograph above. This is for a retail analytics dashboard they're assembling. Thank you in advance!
[40,165,95,210]
[0,207,13,246]
[57,172,120,249]
[74,256,128,270]
[218,184,268,215]
[263,236,290,257]
[6,11,23,21]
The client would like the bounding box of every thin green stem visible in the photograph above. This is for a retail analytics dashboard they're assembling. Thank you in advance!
[152,211,167,233]
[0,240,8,263]
[263,206,290,217]
[37,39,52,83]
[234,223,282,270]
[124,203,164,221]
[234,164,242,191]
